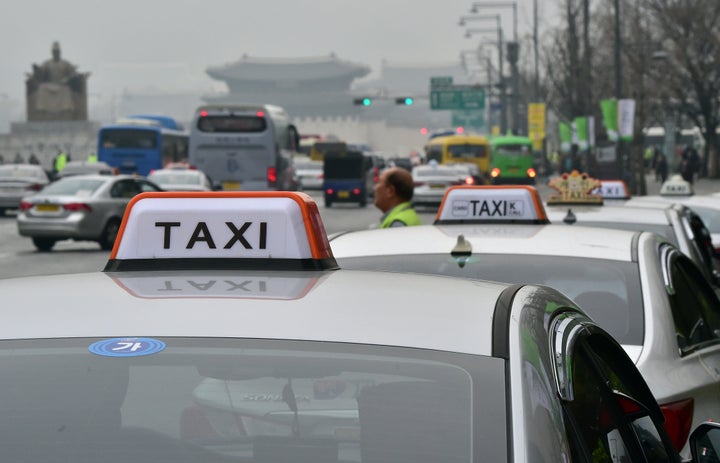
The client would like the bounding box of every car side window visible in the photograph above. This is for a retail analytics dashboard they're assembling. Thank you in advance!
[563,334,674,463]
[137,180,161,193]
[667,254,720,352]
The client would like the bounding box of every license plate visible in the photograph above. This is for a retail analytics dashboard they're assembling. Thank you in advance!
[36,204,59,212]
[508,167,519,173]
[338,190,350,199]
[430,184,446,189]
[223,181,241,191]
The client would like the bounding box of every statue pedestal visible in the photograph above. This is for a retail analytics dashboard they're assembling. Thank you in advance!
[5,120,100,168]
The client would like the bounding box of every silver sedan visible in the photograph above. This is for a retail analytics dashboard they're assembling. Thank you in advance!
[0,164,50,215]
[17,174,162,251]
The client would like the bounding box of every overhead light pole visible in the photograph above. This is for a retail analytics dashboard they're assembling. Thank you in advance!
[466,25,507,133]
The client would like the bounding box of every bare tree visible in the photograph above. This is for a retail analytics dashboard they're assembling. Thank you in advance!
[645,0,720,177]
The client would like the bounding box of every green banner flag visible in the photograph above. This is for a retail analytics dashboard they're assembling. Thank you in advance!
[559,122,572,151]
[600,99,619,141]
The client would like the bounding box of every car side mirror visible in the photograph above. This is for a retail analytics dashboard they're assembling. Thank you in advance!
[689,422,720,463]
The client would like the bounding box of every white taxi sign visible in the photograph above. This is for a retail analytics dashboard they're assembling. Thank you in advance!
[590,180,630,200]
[660,174,694,196]
[105,192,337,271]
[435,185,549,224]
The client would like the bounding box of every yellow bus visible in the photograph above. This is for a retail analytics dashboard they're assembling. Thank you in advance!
[423,134,491,178]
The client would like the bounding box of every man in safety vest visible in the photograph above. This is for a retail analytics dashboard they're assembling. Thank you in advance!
[87,152,98,163]
[53,150,69,173]
[374,167,422,228]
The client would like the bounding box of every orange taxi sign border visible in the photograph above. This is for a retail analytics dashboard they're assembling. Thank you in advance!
[546,171,603,206]
[434,185,549,225]
[104,191,338,272]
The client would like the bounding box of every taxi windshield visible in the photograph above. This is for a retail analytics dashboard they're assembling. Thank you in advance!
[0,338,506,463]
[338,254,644,346]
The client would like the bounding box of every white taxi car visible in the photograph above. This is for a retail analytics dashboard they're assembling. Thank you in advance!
[626,175,720,255]
[542,175,719,286]
[331,185,720,456]
[1,190,711,463]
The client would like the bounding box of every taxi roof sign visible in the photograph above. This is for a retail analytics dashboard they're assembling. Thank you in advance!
[590,180,630,200]
[546,171,603,205]
[434,185,549,224]
[660,174,694,196]
[104,192,337,271]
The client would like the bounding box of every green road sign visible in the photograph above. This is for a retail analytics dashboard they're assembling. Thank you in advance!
[430,85,486,110]
[452,110,485,131]
[430,76,454,87]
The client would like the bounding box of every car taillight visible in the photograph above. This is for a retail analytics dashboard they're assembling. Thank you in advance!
[353,188,361,195]
[26,183,44,192]
[326,188,334,195]
[267,167,277,186]
[414,181,425,187]
[491,168,501,178]
[19,201,32,211]
[63,202,92,212]
[373,167,380,183]
[527,168,537,178]
[660,398,694,452]
[465,176,475,185]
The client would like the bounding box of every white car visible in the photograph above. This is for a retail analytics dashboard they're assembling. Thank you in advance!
[544,178,719,286]
[411,163,475,207]
[147,167,214,191]
[2,190,711,463]
[331,184,720,456]
[294,158,324,190]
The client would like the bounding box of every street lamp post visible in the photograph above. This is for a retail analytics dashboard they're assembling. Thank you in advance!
[469,1,519,134]
[466,25,506,133]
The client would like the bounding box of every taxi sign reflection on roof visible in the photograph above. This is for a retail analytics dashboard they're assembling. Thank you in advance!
[434,185,549,224]
[546,171,603,205]
[104,192,337,271]
[590,180,630,200]
[660,174,694,196]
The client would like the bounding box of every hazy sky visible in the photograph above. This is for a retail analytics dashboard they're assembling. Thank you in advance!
[0,0,560,101]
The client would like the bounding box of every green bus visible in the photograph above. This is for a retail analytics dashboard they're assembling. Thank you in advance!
[489,135,536,184]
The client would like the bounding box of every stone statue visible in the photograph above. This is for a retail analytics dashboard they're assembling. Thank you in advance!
[26,42,90,121]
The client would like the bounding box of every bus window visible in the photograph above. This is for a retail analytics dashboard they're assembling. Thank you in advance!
[101,129,157,149]
[447,144,488,159]
[425,145,443,163]
[495,144,530,156]
[196,115,267,133]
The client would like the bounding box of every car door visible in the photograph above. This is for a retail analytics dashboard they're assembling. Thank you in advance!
[663,248,720,425]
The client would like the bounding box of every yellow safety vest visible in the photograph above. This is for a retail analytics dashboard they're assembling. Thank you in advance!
[55,153,68,171]
[87,154,98,163]
[380,202,422,228]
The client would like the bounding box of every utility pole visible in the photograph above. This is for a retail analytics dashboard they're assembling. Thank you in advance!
[533,0,539,101]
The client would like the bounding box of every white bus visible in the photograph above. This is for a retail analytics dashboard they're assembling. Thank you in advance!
[188,105,300,191]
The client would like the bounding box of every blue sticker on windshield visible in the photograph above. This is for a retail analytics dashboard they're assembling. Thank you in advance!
[89,337,166,357]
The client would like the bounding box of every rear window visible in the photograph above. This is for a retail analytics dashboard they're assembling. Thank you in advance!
[338,254,644,345]
[494,144,531,156]
[447,144,487,159]
[148,172,202,185]
[324,158,366,179]
[196,115,267,133]
[0,338,506,463]
[42,178,105,195]
[101,129,158,149]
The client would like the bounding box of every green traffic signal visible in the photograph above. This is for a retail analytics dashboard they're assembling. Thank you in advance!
[395,97,414,106]
[404,97,414,105]
[363,98,372,106]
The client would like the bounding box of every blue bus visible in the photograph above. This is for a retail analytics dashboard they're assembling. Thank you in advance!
[98,117,189,176]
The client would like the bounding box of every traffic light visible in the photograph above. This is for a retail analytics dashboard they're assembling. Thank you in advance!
[395,97,414,106]
[353,97,372,106]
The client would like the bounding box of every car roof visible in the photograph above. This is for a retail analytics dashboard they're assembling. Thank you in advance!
[0,269,506,356]
[545,203,671,225]
[331,223,637,261]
